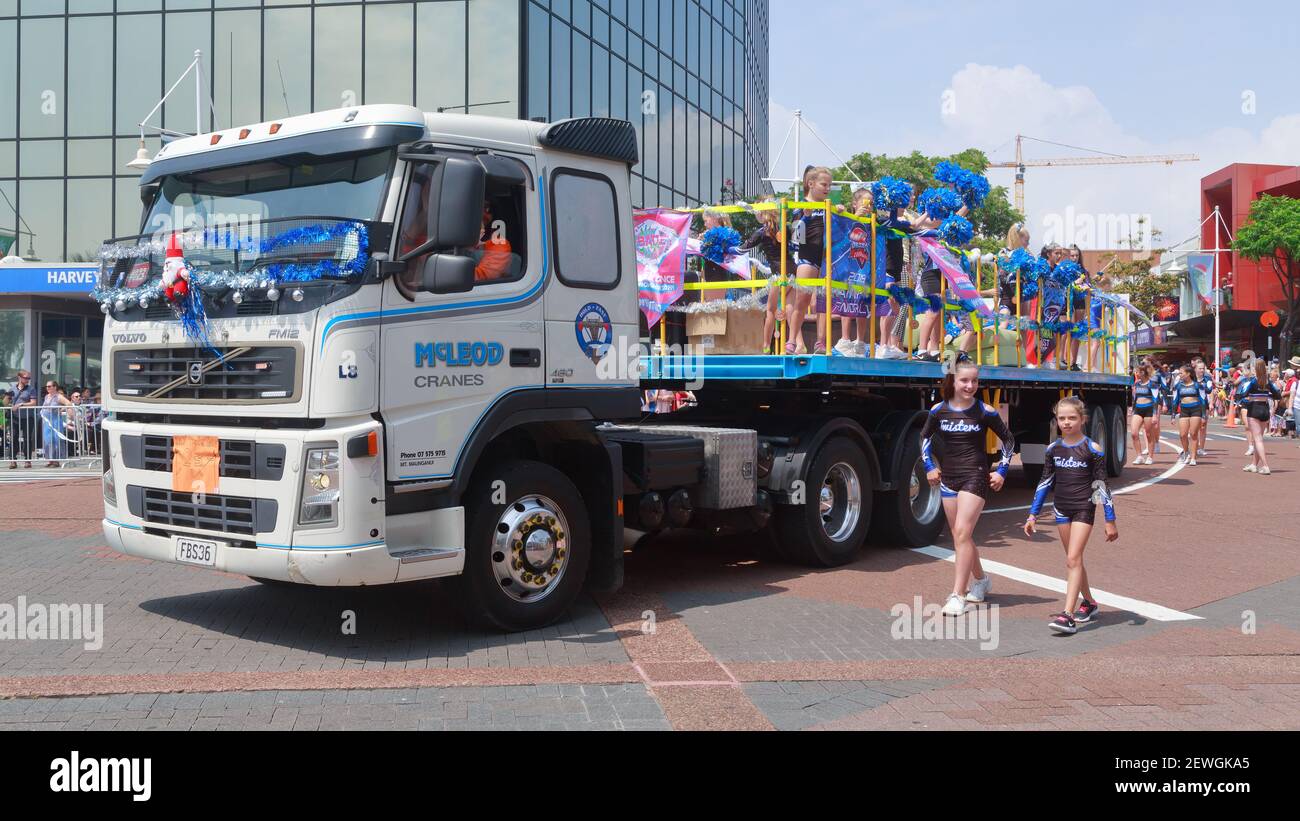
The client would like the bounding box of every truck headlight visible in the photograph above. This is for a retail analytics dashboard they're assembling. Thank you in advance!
[299,447,340,525]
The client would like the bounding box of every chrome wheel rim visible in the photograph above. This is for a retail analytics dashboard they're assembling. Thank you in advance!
[490,494,570,603]
[909,455,942,524]
[819,462,862,542]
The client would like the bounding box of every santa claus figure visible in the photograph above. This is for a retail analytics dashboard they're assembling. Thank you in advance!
[162,233,190,301]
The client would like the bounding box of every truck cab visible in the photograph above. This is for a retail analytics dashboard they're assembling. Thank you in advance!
[100,105,642,629]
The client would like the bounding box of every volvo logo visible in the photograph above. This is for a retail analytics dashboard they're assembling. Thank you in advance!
[188,361,204,385]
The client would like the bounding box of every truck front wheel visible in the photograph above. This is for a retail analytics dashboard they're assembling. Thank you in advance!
[456,460,591,631]
[771,436,872,566]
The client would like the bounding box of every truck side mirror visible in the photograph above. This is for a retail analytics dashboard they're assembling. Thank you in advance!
[421,253,475,294]
[430,156,486,249]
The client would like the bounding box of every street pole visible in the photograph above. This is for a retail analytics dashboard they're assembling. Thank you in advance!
[1213,205,1221,374]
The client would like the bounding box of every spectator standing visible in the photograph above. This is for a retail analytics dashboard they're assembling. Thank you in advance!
[40,380,73,467]
[9,369,37,469]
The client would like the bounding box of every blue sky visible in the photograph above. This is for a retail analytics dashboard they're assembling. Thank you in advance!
[768,1,1300,249]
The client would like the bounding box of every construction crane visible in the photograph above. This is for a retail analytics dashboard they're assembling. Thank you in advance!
[989,134,1198,214]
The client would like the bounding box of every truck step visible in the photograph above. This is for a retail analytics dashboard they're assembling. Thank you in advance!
[390,547,460,564]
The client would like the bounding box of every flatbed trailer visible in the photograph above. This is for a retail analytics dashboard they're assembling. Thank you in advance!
[95,105,1136,631]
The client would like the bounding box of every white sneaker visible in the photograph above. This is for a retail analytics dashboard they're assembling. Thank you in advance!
[941,593,968,617]
[1246,445,1255,456]
[833,338,856,357]
[1243,463,1258,472]
[1188,458,1197,466]
[1026,363,1038,369]
[851,340,867,357]
[966,575,992,603]
[1260,466,1271,476]
[1196,449,1207,458]
[882,345,907,360]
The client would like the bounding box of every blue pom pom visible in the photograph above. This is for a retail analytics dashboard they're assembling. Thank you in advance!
[957,172,990,210]
[1052,259,1083,286]
[938,215,974,246]
[701,226,742,263]
[933,161,964,185]
[1021,280,1039,299]
[872,176,913,211]
[918,188,963,219]
[944,319,962,339]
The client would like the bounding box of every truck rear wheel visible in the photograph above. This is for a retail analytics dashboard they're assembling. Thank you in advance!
[456,460,591,631]
[870,431,944,547]
[771,436,871,566]
[1103,404,1126,477]
[1087,404,1109,467]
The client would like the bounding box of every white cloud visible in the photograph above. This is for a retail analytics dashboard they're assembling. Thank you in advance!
[927,63,1300,250]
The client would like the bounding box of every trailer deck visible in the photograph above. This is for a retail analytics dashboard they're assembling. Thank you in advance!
[640,355,1132,389]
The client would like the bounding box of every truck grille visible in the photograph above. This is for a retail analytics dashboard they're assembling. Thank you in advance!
[120,434,286,481]
[113,345,298,402]
[127,486,278,535]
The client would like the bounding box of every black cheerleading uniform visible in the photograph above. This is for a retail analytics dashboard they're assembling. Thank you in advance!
[920,400,1015,499]
[1237,376,1280,422]
[792,208,826,268]
[1029,437,1116,527]
[1170,380,1205,418]
[1197,374,1215,418]
[1132,378,1158,418]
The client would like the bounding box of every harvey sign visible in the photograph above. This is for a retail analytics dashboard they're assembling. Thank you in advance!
[0,264,99,295]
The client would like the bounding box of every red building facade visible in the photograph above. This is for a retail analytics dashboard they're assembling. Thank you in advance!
[1201,163,1300,313]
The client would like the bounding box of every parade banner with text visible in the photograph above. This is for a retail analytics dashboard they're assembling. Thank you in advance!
[634,210,692,326]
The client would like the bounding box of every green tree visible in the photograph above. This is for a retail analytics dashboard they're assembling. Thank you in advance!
[1101,217,1175,321]
[1233,194,1300,357]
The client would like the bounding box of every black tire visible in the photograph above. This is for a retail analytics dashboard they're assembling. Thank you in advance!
[1018,420,1051,487]
[1021,461,1044,487]
[771,436,872,566]
[870,428,944,547]
[454,460,591,632]
[1103,404,1126,477]
[1087,404,1108,465]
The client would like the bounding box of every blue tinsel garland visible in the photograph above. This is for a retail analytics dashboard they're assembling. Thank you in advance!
[700,226,742,263]
[871,176,914,211]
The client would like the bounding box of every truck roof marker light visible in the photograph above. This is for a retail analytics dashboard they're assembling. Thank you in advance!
[238,128,251,140]
[269,122,282,134]
[253,362,270,371]
[209,134,222,145]
[260,390,288,398]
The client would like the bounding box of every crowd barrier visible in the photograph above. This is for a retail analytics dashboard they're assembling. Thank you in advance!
[641,199,1135,374]
[0,402,105,468]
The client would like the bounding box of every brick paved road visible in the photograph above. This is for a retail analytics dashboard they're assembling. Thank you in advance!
[1,421,1297,730]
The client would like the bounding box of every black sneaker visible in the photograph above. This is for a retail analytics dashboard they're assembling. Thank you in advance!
[1069,364,1082,372]
[912,350,929,361]
[1049,612,1077,635]
[1074,598,1099,623]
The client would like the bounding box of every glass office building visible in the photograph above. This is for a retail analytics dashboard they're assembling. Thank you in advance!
[0,0,769,263]
[0,0,769,391]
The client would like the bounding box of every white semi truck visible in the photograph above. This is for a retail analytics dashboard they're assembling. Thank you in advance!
[98,104,1133,630]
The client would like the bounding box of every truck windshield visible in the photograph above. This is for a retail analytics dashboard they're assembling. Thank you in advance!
[143,148,393,231]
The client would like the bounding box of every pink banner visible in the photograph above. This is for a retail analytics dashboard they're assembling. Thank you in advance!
[635,210,692,326]
[917,237,994,319]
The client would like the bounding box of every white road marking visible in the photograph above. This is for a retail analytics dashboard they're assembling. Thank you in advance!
[985,436,1186,514]
[910,544,1203,622]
